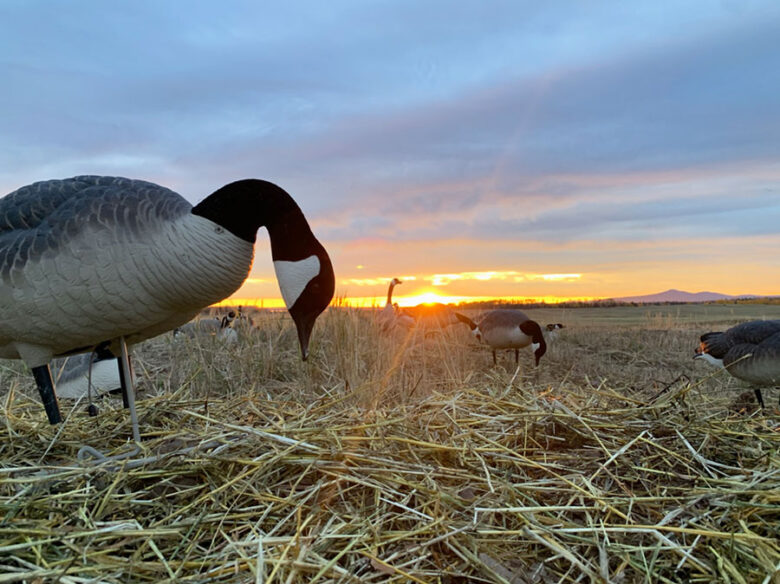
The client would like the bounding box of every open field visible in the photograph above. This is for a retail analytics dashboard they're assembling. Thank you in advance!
[1,304,779,583]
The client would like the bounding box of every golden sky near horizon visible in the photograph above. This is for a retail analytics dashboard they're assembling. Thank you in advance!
[217,231,780,308]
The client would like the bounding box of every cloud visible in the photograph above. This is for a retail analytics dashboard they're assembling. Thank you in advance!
[426,271,582,286]
[1,1,779,298]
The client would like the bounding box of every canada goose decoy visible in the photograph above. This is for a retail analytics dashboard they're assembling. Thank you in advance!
[174,310,238,343]
[380,278,402,316]
[455,309,547,366]
[236,305,257,329]
[394,303,416,329]
[378,278,414,331]
[52,350,125,400]
[694,319,780,408]
[544,323,565,342]
[0,176,335,441]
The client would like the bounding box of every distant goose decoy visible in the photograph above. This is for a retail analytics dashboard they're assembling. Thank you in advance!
[455,309,547,366]
[544,323,565,342]
[380,278,402,320]
[174,310,239,343]
[378,278,414,331]
[0,176,335,443]
[694,319,780,408]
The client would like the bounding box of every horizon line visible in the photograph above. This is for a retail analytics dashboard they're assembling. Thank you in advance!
[211,291,775,310]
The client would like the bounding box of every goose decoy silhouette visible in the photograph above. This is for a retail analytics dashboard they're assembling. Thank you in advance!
[379,278,402,323]
[377,278,414,331]
[694,319,780,408]
[0,176,335,441]
[544,323,565,343]
[455,309,547,366]
[174,310,239,343]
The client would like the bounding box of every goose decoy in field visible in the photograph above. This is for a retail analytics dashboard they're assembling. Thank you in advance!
[544,323,565,343]
[378,278,414,331]
[174,310,238,343]
[0,176,335,441]
[52,351,125,400]
[694,319,780,408]
[455,309,547,366]
[380,278,402,318]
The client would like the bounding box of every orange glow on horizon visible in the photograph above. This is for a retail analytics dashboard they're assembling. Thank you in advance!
[212,297,288,309]
[213,291,601,310]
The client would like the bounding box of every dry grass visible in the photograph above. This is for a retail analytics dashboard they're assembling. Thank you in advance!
[1,305,779,583]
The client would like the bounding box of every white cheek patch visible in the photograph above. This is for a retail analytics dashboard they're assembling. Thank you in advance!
[273,255,321,309]
[532,342,541,352]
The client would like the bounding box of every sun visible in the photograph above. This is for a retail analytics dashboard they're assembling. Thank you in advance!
[399,291,443,306]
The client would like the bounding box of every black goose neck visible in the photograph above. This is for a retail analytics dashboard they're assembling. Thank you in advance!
[192,179,309,244]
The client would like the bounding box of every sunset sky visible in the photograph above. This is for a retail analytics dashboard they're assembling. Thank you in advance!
[1,1,779,307]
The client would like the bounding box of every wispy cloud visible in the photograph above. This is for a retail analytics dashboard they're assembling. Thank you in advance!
[426,271,582,286]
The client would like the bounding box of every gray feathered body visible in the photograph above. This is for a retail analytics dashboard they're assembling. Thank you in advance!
[477,309,534,349]
[700,320,780,385]
[0,176,254,365]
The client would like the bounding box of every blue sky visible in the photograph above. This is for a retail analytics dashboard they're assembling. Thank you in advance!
[2,1,779,303]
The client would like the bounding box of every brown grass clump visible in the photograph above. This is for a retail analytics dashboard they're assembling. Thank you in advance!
[1,304,779,583]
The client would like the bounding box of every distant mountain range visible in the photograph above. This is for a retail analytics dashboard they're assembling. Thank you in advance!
[612,289,769,303]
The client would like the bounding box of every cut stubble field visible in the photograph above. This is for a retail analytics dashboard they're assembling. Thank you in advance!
[1,303,779,583]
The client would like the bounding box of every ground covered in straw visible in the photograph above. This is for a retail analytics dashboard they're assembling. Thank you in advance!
[1,305,779,583]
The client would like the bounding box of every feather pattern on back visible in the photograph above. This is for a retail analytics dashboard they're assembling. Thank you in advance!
[699,320,780,386]
[0,176,254,361]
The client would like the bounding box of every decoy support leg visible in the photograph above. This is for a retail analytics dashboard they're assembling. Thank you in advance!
[118,336,141,443]
[32,365,61,425]
[754,388,765,409]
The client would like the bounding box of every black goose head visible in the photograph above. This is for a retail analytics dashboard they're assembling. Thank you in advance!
[520,320,547,366]
[193,179,335,360]
[454,312,482,341]
[694,331,726,365]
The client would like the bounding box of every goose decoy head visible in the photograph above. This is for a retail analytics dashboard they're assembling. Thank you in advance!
[196,179,335,361]
[693,345,724,367]
[694,333,725,367]
[520,320,547,366]
[220,311,237,328]
[454,312,482,341]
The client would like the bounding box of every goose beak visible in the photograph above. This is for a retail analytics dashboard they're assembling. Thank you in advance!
[292,310,317,361]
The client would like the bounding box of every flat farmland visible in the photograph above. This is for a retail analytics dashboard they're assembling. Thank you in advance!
[1,303,778,583]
